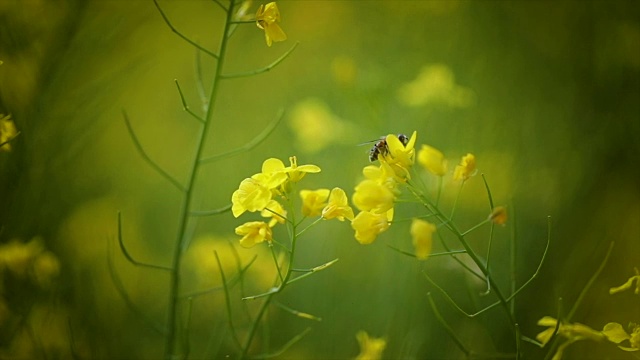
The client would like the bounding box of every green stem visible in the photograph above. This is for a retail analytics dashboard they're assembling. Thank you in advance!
[164,1,236,358]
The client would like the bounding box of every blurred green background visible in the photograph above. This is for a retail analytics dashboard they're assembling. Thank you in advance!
[1,0,639,359]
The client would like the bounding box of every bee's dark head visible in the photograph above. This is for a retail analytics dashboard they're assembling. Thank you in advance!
[397,134,409,146]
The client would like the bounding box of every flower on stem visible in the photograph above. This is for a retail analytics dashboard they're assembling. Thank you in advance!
[0,114,18,152]
[300,188,330,217]
[453,153,476,181]
[417,144,447,176]
[355,330,386,360]
[351,209,393,245]
[379,131,417,181]
[256,2,287,47]
[232,178,273,217]
[602,322,640,352]
[235,221,273,248]
[411,218,436,260]
[321,187,354,221]
[281,156,321,182]
[609,267,640,295]
[261,199,287,227]
[536,316,604,360]
[352,179,395,214]
[489,206,508,226]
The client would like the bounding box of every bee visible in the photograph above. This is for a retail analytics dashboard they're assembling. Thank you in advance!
[364,134,410,162]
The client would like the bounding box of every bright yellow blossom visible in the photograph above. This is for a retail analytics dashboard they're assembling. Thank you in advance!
[256,2,287,47]
[352,179,395,214]
[453,153,476,181]
[300,189,330,217]
[609,267,640,295]
[281,156,321,182]
[261,199,287,227]
[417,144,447,176]
[235,221,273,248]
[411,219,436,260]
[321,187,355,221]
[231,178,273,217]
[603,322,640,352]
[536,316,604,360]
[0,114,18,152]
[355,330,386,360]
[378,131,417,179]
[351,209,393,245]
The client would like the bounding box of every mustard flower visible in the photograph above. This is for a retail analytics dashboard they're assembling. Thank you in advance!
[261,199,287,227]
[536,316,604,360]
[254,158,289,189]
[0,114,18,152]
[231,178,273,217]
[603,322,640,352]
[379,131,417,181]
[351,209,393,245]
[355,330,386,360]
[411,218,436,260]
[609,267,640,295]
[281,156,321,182]
[352,179,395,214]
[489,206,508,226]
[453,153,477,181]
[255,2,287,47]
[321,187,355,221]
[235,221,273,248]
[300,188,330,217]
[417,144,447,176]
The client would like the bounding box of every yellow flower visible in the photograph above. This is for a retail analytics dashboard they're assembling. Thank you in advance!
[261,199,287,227]
[603,322,640,352]
[489,206,508,226]
[411,218,436,260]
[379,131,417,181]
[256,2,287,47]
[609,267,640,295]
[282,156,321,182]
[235,221,273,248]
[355,330,386,360]
[453,153,477,181]
[321,187,355,221]
[417,144,447,176]
[352,179,395,214]
[0,114,18,152]
[351,209,393,245]
[536,316,604,360]
[254,158,290,189]
[300,188,330,217]
[231,178,273,218]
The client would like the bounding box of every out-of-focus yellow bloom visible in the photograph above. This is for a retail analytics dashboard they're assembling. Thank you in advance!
[453,153,476,181]
[603,322,640,352]
[0,238,44,277]
[32,251,60,288]
[231,178,273,217]
[379,131,417,181]
[489,206,508,225]
[355,330,386,360]
[321,188,355,221]
[235,0,253,21]
[300,188,330,217]
[331,56,357,87]
[536,316,605,360]
[0,114,18,152]
[235,221,273,248]
[255,2,287,47]
[352,179,395,214]
[609,267,640,295]
[261,199,287,227]
[397,64,475,108]
[417,144,447,176]
[288,98,355,154]
[411,219,436,260]
[351,209,393,245]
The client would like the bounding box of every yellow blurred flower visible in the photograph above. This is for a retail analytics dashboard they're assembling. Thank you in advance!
[411,218,436,260]
[235,221,273,248]
[0,238,44,277]
[351,209,393,245]
[300,188,330,217]
[288,98,355,154]
[261,199,287,227]
[32,251,60,288]
[0,114,18,152]
[453,153,477,181]
[417,144,447,176]
[489,206,508,226]
[609,267,640,295]
[231,178,273,218]
[603,322,640,352]
[397,64,475,108]
[321,187,355,221]
[256,2,287,47]
[352,179,395,214]
[354,330,386,360]
[379,131,417,181]
[536,316,604,360]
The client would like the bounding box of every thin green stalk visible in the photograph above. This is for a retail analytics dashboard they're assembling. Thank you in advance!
[427,293,471,357]
[509,200,517,315]
[449,180,465,220]
[164,1,236,358]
